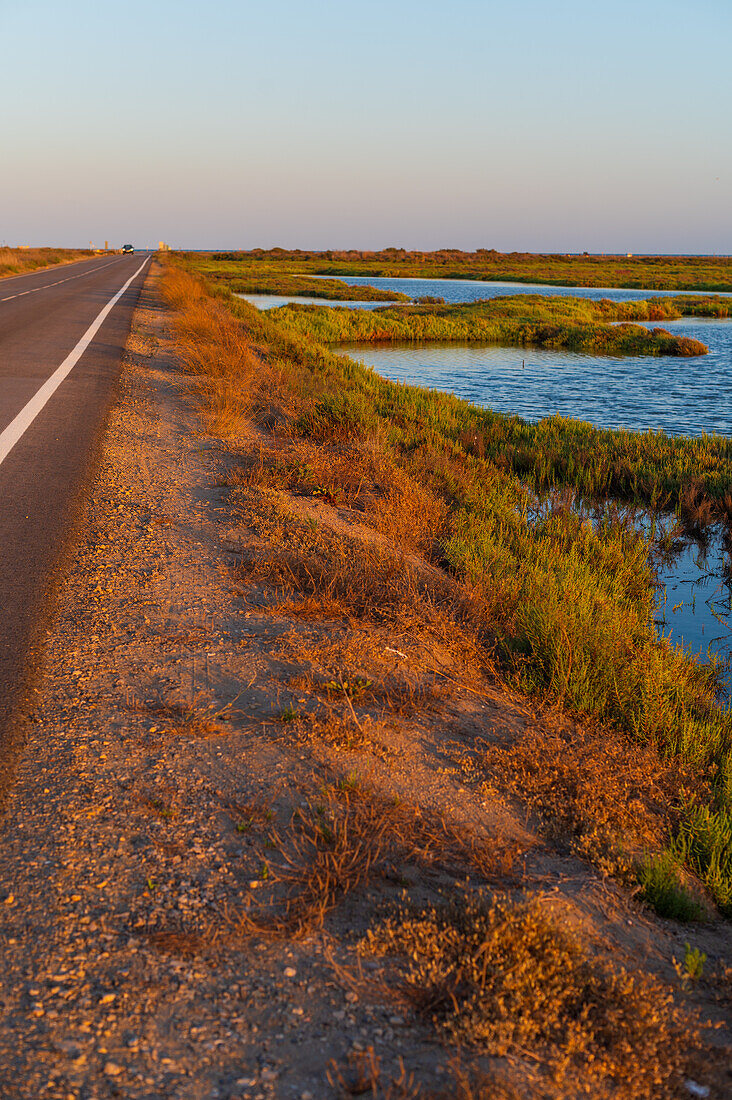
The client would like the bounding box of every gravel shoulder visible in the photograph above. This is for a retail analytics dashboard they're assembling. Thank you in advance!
[0,266,729,1100]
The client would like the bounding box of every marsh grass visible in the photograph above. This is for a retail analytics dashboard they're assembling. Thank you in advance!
[193,261,409,302]
[186,247,732,293]
[638,851,707,922]
[270,296,710,356]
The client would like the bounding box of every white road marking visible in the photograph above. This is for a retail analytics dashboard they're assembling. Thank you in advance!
[0,256,150,469]
[0,257,128,302]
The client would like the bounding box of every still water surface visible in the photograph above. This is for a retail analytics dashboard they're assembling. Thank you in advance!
[235,293,390,311]
[340,320,732,438]
[314,272,732,305]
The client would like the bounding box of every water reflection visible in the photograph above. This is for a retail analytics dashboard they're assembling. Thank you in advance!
[234,293,392,312]
[527,492,732,690]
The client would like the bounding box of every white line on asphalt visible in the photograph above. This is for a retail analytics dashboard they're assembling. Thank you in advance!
[0,257,150,469]
[0,257,129,303]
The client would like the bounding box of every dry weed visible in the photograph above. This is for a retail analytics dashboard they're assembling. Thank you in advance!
[327,1049,526,1099]
[232,494,492,677]
[127,697,224,740]
[161,267,268,436]
[233,782,519,940]
[470,719,701,877]
[146,926,212,958]
[361,895,700,1099]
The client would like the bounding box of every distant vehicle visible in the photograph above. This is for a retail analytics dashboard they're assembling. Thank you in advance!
[121,244,134,254]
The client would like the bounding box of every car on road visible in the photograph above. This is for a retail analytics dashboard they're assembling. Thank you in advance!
[121,244,134,253]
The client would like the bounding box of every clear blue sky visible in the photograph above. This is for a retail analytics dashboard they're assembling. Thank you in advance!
[1,0,730,252]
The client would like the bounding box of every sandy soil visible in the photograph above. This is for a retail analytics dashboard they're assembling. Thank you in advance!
[0,268,729,1100]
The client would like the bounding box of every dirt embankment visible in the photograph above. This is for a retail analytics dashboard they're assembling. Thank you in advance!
[0,265,729,1100]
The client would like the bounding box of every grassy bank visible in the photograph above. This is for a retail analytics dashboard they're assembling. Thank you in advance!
[188,247,732,292]
[0,246,94,279]
[167,259,732,918]
[189,258,409,301]
[268,294,714,356]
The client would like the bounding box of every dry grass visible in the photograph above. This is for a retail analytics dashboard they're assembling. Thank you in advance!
[126,696,224,740]
[231,488,492,673]
[146,926,213,958]
[464,719,703,878]
[327,1049,524,1099]
[232,781,520,940]
[161,267,267,436]
[226,432,448,556]
[361,895,699,1099]
[0,245,93,279]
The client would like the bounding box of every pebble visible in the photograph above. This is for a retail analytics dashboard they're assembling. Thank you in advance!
[345,992,358,1004]
[283,967,297,978]
[104,1062,123,1077]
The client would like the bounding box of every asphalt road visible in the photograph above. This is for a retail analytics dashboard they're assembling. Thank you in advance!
[0,252,151,793]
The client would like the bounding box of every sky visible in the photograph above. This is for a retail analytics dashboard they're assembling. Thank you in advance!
[1,0,731,253]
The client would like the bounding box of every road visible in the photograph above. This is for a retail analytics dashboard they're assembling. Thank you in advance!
[0,252,151,794]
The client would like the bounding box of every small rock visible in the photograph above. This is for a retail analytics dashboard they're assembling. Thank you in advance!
[283,967,297,978]
[261,1067,278,1082]
[345,992,358,1004]
[104,1062,123,1077]
[99,993,116,1005]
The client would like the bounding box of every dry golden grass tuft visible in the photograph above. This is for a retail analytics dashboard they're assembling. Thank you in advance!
[327,1048,524,1099]
[128,698,224,740]
[232,489,492,675]
[146,926,213,958]
[465,719,702,877]
[361,895,698,1099]
[161,266,267,435]
[232,781,520,941]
